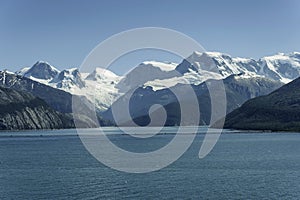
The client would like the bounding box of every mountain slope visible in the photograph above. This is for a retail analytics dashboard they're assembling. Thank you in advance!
[103,74,282,126]
[224,77,300,131]
[0,71,106,128]
[0,86,74,130]
[116,61,178,92]
[0,71,82,113]
[51,68,86,89]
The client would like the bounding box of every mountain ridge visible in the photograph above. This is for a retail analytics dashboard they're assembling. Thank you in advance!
[15,51,300,113]
[0,86,74,130]
[1,51,298,129]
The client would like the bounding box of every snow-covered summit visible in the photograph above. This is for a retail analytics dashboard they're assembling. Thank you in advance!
[116,61,178,92]
[184,51,253,76]
[51,68,85,89]
[141,61,177,72]
[85,67,120,81]
[14,62,123,111]
[176,51,300,84]
[258,52,300,83]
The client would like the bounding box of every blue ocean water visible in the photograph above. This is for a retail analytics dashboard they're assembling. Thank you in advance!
[0,128,300,199]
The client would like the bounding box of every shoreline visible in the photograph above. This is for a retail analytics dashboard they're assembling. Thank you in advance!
[0,127,299,138]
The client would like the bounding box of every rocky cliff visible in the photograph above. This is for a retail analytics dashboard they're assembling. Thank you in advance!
[0,86,75,130]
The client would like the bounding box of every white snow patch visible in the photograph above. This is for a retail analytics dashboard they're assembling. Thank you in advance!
[142,61,177,72]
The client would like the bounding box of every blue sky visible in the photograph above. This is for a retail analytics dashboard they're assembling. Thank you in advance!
[0,0,299,74]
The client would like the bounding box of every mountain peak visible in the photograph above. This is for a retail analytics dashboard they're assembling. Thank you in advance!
[177,51,229,75]
[85,67,119,81]
[206,51,232,57]
[24,61,60,80]
[140,61,177,72]
[35,60,49,65]
[186,51,233,63]
[51,68,85,89]
[187,51,204,61]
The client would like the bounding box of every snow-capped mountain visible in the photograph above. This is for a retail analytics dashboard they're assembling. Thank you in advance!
[140,51,270,91]
[19,61,86,90]
[83,68,121,111]
[116,61,178,92]
[257,52,300,83]
[175,51,300,84]
[16,62,121,111]
[50,68,85,90]
[14,51,300,113]
[85,67,120,82]
[184,51,300,84]
[176,51,256,77]
[102,51,300,125]
[23,61,60,80]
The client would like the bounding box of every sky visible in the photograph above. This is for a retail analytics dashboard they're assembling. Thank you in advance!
[0,0,299,74]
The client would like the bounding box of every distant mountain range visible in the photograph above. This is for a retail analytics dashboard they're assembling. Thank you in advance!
[1,51,300,130]
[14,52,300,112]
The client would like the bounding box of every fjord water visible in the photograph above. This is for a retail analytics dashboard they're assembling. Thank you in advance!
[1,128,300,199]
